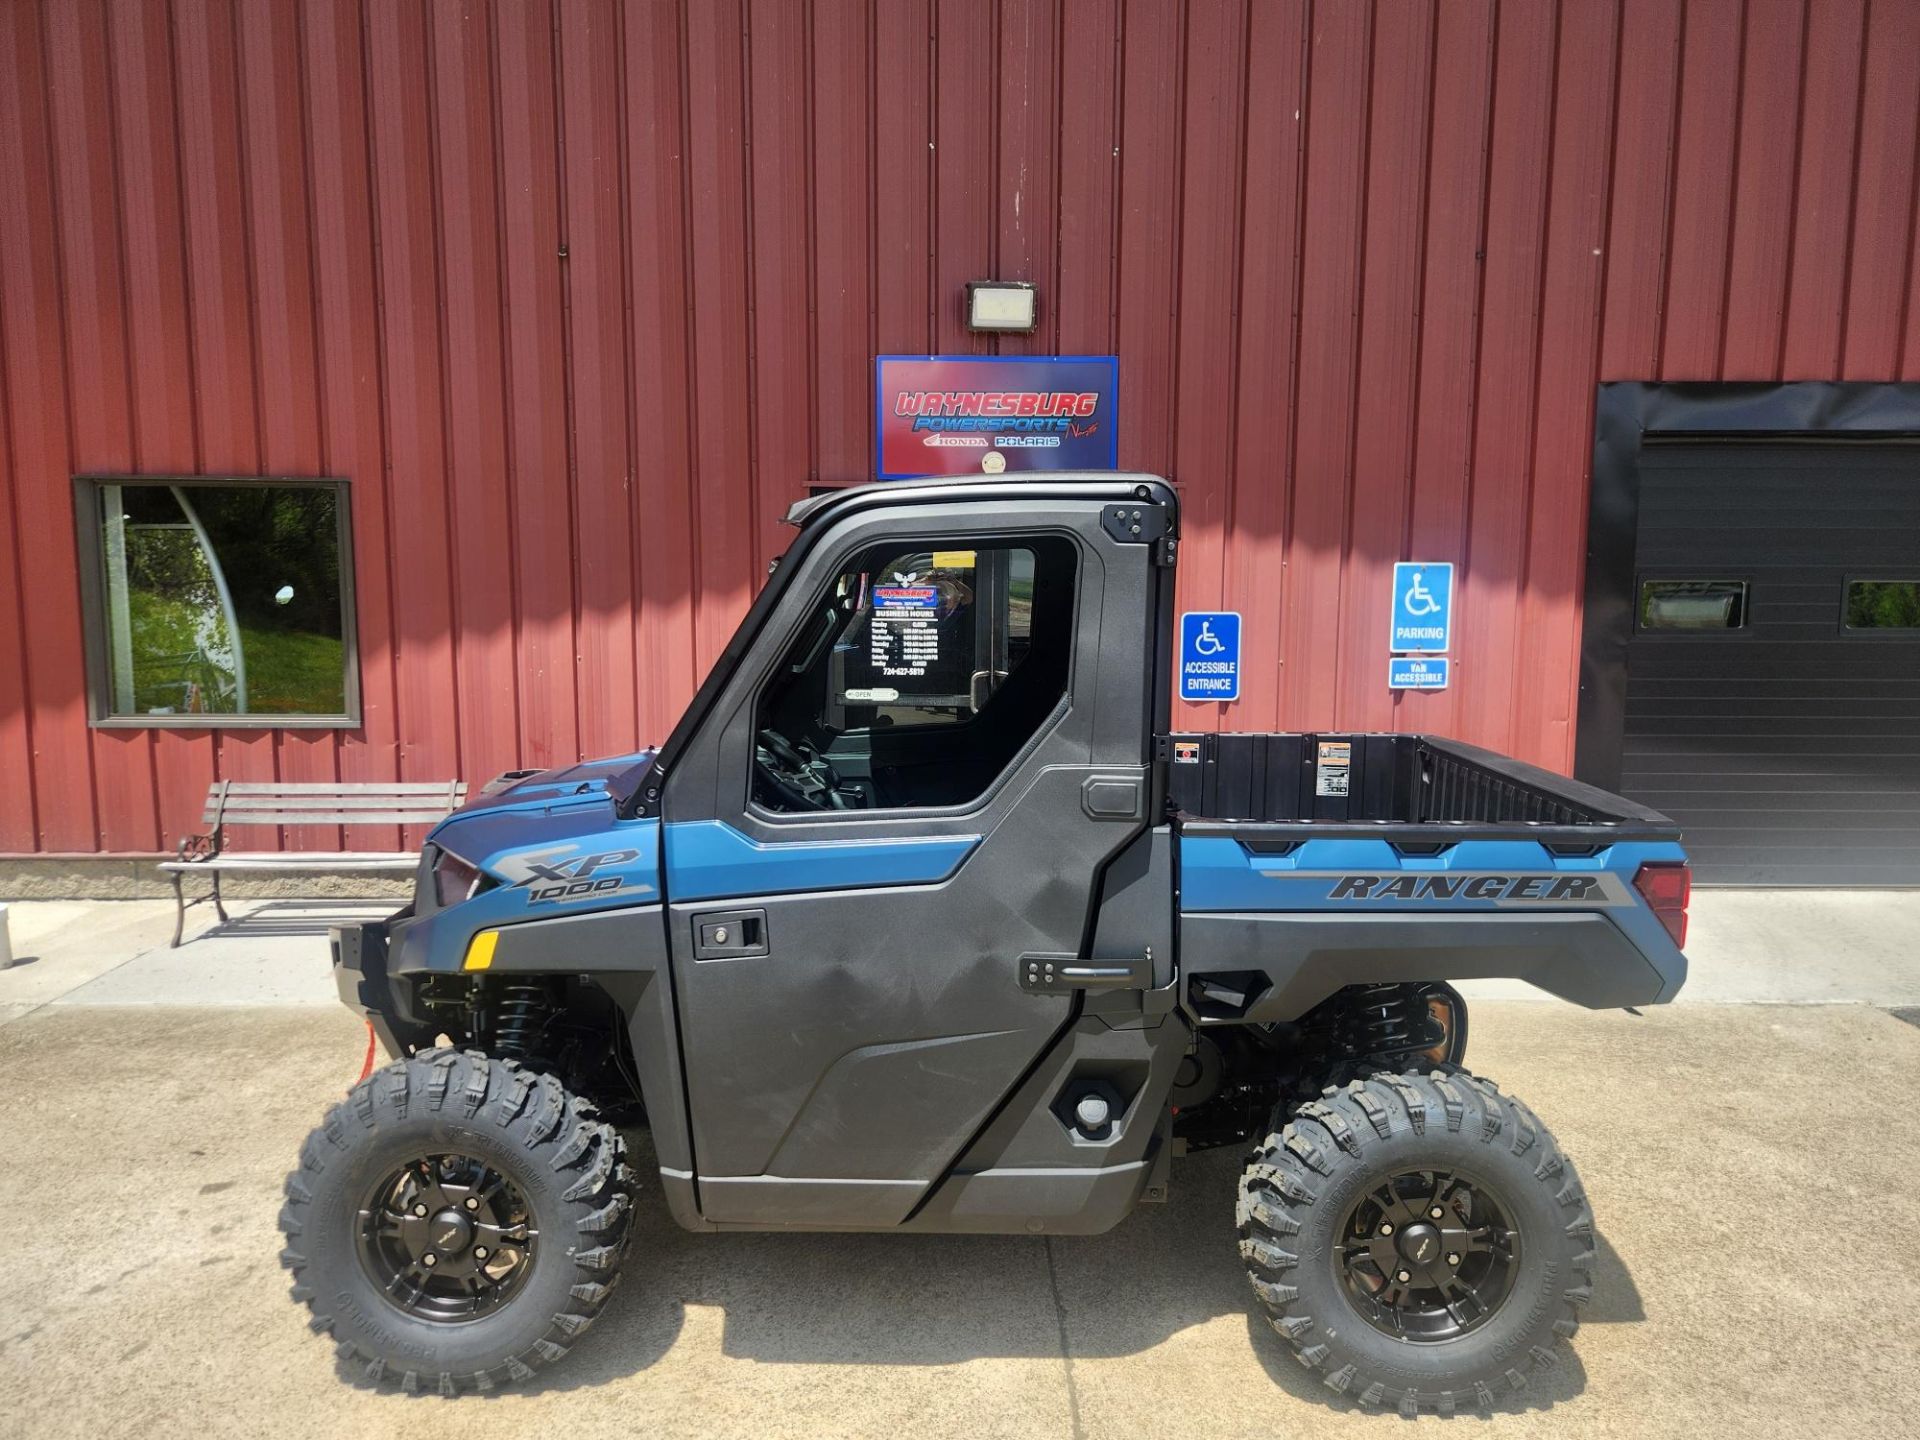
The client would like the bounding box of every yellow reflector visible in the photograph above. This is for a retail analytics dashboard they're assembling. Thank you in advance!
[463,930,499,971]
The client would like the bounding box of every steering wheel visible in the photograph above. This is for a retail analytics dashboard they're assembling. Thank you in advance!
[754,728,845,812]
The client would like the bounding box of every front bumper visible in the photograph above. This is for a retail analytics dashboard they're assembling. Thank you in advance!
[331,912,411,1055]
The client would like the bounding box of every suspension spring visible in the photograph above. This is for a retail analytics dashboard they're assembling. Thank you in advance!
[1351,983,1424,1053]
[492,981,550,1060]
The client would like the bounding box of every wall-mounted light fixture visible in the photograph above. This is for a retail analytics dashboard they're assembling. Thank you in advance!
[966,280,1038,333]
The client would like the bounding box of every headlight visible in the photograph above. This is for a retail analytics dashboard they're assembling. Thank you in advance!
[432,848,483,907]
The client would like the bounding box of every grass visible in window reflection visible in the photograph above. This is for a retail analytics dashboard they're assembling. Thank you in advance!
[128,588,345,715]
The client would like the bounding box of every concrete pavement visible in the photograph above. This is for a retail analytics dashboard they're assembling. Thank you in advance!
[0,898,388,1016]
[1,890,1918,1438]
[1,1001,1917,1439]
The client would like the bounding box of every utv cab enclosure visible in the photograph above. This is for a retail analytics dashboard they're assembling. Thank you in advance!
[284,474,1689,1412]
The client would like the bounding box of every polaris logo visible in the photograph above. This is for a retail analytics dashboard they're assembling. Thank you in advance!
[1327,873,1625,904]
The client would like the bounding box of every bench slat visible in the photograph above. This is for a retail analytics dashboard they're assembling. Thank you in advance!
[203,812,463,826]
[214,793,465,806]
[161,854,420,870]
[212,782,469,795]
[210,797,465,813]
[199,778,467,827]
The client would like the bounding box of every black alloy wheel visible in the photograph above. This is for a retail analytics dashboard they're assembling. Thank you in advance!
[356,1152,539,1323]
[1334,1166,1519,1342]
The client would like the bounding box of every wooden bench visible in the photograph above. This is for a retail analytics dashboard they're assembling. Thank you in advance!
[159,780,467,946]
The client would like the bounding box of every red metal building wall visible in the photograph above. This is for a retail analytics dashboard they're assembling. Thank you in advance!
[3,0,1919,855]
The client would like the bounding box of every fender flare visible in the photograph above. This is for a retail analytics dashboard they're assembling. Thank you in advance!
[363,904,710,1232]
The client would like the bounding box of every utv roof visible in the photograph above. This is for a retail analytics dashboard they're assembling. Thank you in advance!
[782,472,1173,530]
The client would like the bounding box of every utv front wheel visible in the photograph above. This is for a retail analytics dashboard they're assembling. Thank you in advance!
[1238,1070,1593,1415]
[280,1049,635,1392]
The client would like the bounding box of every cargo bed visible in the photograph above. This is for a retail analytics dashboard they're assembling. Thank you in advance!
[1165,732,1692,1020]
[1163,731,1680,844]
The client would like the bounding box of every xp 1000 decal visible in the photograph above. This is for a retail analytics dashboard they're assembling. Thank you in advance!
[491,845,654,905]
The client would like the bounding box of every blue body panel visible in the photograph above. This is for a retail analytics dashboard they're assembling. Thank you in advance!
[410,749,982,965]
[446,750,656,818]
[1180,835,1687,911]
[411,754,666,964]
[1179,833,1691,982]
[663,819,980,902]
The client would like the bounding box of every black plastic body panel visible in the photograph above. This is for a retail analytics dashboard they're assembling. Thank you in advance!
[331,917,405,1053]
[1088,824,1176,989]
[1182,910,1682,1020]
[481,909,696,1222]
[338,902,708,1233]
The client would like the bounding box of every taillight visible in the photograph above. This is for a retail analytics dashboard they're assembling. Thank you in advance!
[1632,861,1690,947]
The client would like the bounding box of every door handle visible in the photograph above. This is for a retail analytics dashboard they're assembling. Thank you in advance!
[693,908,769,959]
[1018,952,1153,994]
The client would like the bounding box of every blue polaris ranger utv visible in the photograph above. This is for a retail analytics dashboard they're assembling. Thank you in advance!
[281,474,1690,1411]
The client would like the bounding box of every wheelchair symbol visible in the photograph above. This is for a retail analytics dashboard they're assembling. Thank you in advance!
[1402,571,1441,617]
[1192,620,1228,656]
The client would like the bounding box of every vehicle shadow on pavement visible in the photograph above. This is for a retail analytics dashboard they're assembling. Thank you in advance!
[445,1136,1642,1409]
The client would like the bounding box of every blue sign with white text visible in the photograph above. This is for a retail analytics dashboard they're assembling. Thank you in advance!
[1390,562,1454,652]
[1179,612,1241,702]
[1388,655,1451,690]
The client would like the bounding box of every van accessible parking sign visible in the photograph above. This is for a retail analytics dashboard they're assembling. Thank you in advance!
[1389,562,1453,652]
[1179,612,1241,702]
[1388,655,1450,690]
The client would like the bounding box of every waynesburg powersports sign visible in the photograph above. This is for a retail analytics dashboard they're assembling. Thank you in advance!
[875,355,1119,478]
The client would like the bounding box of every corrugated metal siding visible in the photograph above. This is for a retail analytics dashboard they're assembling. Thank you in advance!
[2,0,1918,854]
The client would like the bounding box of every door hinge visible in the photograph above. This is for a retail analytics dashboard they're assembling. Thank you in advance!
[1100,501,1171,548]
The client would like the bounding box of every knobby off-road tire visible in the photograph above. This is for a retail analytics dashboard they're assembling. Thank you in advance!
[279,1049,636,1393]
[1237,1070,1593,1415]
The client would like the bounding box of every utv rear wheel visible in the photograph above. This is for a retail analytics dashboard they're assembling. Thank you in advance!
[1237,1070,1593,1415]
[280,1049,635,1393]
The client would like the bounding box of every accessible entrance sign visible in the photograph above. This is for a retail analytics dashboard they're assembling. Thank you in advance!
[1179,612,1241,702]
[1389,562,1453,653]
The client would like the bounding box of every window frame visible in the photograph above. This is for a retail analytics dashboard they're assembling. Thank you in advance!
[1632,574,1754,637]
[72,475,362,729]
[741,526,1082,826]
[1839,574,1920,638]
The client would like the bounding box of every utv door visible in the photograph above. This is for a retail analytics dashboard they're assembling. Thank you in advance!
[659,494,1163,1227]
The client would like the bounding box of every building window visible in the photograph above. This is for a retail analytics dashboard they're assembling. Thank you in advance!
[77,478,358,726]
[1638,579,1748,631]
[1843,579,1920,632]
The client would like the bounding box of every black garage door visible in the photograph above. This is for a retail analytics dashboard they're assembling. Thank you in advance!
[1618,441,1920,886]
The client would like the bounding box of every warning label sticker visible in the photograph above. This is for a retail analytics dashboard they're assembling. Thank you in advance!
[1315,740,1351,798]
